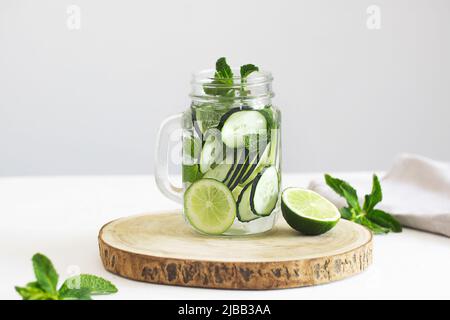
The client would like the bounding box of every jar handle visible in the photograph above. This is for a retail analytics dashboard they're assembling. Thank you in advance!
[154,113,183,204]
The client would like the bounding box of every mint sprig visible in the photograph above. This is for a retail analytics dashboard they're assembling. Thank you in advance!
[15,253,118,300]
[324,174,402,234]
[203,57,235,97]
[240,64,259,78]
[203,57,259,97]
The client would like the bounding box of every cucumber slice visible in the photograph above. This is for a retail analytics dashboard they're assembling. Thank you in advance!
[236,150,258,183]
[250,166,279,216]
[238,145,267,185]
[237,182,260,222]
[217,106,253,129]
[239,142,271,187]
[244,132,269,154]
[225,148,248,190]
[223,148,243,185]
[221,110,268,148]
[228,162,249,191]
[203,163,234,182]
[232,185,244,201]
[268,128,279,166]
[199,129,223,173]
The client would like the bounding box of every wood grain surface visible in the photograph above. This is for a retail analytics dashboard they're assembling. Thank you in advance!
[99,212,372,289]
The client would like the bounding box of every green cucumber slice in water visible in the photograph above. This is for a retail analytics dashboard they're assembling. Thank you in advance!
[203,163,234,182]
[239,142,271,187]
[236,182,260,222]
[250,166,279,216]
[225,148,247,189]
[228,149,255,191]
[199,129,224,173]
[217,106,253,129]
[232,185,244,201]
[220,110,267,149]
[268,129,278,166]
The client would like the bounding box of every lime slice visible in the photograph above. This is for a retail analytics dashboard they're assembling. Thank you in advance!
[184,179,236,234]
[281,188,340,235]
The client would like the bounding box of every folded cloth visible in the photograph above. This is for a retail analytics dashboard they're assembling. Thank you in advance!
[308,154,450,237]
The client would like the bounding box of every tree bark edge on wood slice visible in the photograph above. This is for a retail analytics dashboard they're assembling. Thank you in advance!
[98,212,373,290]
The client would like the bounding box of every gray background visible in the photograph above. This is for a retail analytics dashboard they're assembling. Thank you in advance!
[1,0,449,176]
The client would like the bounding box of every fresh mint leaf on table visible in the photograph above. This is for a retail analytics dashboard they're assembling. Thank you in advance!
[325,174,402,234]
[31,253,59,296]
[59,274,118,298]
[15,253,118,300]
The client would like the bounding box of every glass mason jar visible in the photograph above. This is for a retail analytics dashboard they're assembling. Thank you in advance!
[155,69,281,236]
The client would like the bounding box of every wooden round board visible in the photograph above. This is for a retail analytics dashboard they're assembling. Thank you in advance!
[99,212,372,290]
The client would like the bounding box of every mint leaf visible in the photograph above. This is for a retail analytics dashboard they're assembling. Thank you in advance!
[15,286,58,300]
[363,174,383,212]
[324,174,345,197]
[363,194,370,211]
[324,173,401,235]
[59,288,92,300]
[32,253,59,295]
[367,209,402,233]
[16,254,119,300]
[204,57,235,97]
[340,183,361,211]
[324,174,360,211]
[203,58,261,98]
[59,274,118,296]
[339,207,353,219]
[259,107,278,129]
[240,64,260,97]
[26,281,42,289]
[215,57,233,79]
[240,64,259,78]
[182,164,202,184]
[359,216,390,234]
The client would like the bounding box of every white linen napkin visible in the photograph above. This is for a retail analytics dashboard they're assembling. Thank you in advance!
[308,154,450,237]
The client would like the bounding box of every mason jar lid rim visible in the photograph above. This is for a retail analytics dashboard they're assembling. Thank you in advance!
[191,68,273,85]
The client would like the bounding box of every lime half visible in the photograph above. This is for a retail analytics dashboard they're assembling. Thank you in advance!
[281,188,340,235]
[184,179,236,235]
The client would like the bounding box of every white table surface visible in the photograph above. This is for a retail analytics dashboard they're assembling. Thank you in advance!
[1,173,449,300]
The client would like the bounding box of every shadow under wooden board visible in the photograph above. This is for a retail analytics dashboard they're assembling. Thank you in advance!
[98,211,372,290]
